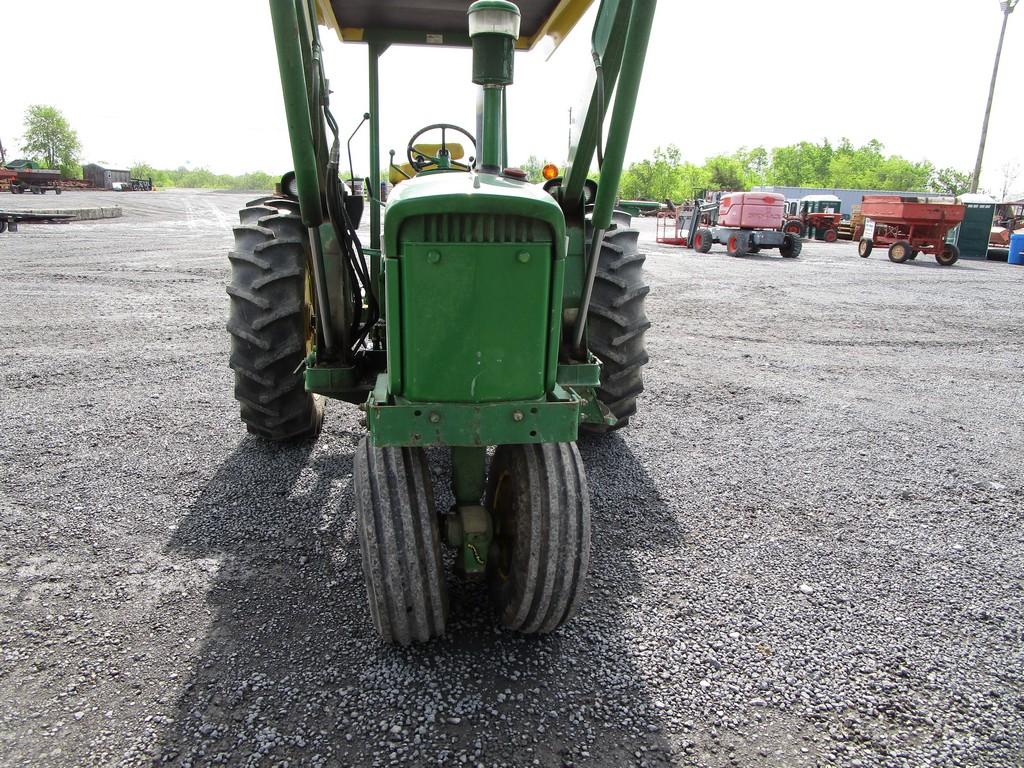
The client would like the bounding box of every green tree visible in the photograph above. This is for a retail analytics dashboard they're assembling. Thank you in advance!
[619,145,684,200]
[875,156,932,191]
[766,137,931,192]
[705,155,749,191]
[676,162,711,198]
[734,146,768,186]
[21,105,81,176]
[767,140,834,187]
[931,167,972,196]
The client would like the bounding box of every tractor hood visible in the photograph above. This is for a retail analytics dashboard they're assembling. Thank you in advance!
[384,171,566,261]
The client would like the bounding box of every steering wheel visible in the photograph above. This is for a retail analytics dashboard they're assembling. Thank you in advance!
[407,123,476,173]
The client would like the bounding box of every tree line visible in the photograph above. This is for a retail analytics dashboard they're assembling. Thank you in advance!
[613,140,973,201]
[11,105,981,198]
[127,164,277,191]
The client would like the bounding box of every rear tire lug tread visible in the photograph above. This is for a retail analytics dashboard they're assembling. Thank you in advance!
[227,197,321,442]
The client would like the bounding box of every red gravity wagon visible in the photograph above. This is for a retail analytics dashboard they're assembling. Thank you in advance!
[857,195,965,266]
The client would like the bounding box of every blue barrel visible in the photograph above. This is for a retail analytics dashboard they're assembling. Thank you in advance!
[1010,233,1024,265]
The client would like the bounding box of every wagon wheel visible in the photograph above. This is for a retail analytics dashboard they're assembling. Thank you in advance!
[858,238,873,258]
[888,240,912,264]
[936,242,959,266]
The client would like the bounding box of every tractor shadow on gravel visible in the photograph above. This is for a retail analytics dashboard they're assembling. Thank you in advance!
[158,430,688,767]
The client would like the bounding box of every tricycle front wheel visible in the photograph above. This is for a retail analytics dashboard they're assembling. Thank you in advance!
[486,443,590,635]
[354,439,448,646]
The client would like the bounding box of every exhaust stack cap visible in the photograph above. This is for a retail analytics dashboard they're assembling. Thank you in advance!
[468,1,521,39]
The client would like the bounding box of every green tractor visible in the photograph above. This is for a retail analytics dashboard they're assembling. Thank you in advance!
[228,0,656,644]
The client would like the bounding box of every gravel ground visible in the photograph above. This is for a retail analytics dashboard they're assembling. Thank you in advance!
[1,188,1022,767]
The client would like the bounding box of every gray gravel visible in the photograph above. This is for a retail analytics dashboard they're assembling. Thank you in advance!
[1,188,1022,767]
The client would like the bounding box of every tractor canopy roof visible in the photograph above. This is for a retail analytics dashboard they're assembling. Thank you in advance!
[316,0,593,51]
[799,194,841,202]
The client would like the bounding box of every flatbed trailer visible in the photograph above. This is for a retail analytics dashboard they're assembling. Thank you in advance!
[0,209,74,233]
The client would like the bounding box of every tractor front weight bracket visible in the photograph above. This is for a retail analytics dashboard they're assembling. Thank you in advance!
[445,505,493,577]
[446,446,492,576]
[366,376,587,448]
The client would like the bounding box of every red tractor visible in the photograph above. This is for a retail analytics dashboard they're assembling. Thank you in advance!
[782,194,842,242]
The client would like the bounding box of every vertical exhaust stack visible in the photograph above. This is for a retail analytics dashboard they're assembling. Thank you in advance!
[468,1,520,173]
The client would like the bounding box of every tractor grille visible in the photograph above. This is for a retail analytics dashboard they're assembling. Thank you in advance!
[395,211,554,403]
[416,213,550,244]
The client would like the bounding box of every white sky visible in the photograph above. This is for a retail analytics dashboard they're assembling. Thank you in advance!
[3,1,1021,194]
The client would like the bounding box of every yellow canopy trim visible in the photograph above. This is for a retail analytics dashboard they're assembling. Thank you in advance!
[316,0,593,53]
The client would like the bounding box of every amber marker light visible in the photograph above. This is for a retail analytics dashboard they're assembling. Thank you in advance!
[542,164,559,180]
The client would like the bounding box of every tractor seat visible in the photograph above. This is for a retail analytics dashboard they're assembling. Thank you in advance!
[389,142,467,185]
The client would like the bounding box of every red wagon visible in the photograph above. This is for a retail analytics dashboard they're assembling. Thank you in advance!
[857,195,965,266]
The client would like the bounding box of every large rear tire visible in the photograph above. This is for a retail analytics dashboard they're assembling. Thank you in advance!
[227,198,323,441]
[486,443,590,634]
[355,438,447,646]
[585,227,651,432]
[782,219,805,237]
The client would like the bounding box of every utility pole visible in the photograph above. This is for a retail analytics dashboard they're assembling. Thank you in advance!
[972,0,1017,193]
[0,136,6,166]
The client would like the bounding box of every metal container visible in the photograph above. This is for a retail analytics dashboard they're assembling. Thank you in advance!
[946,194,997,259]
